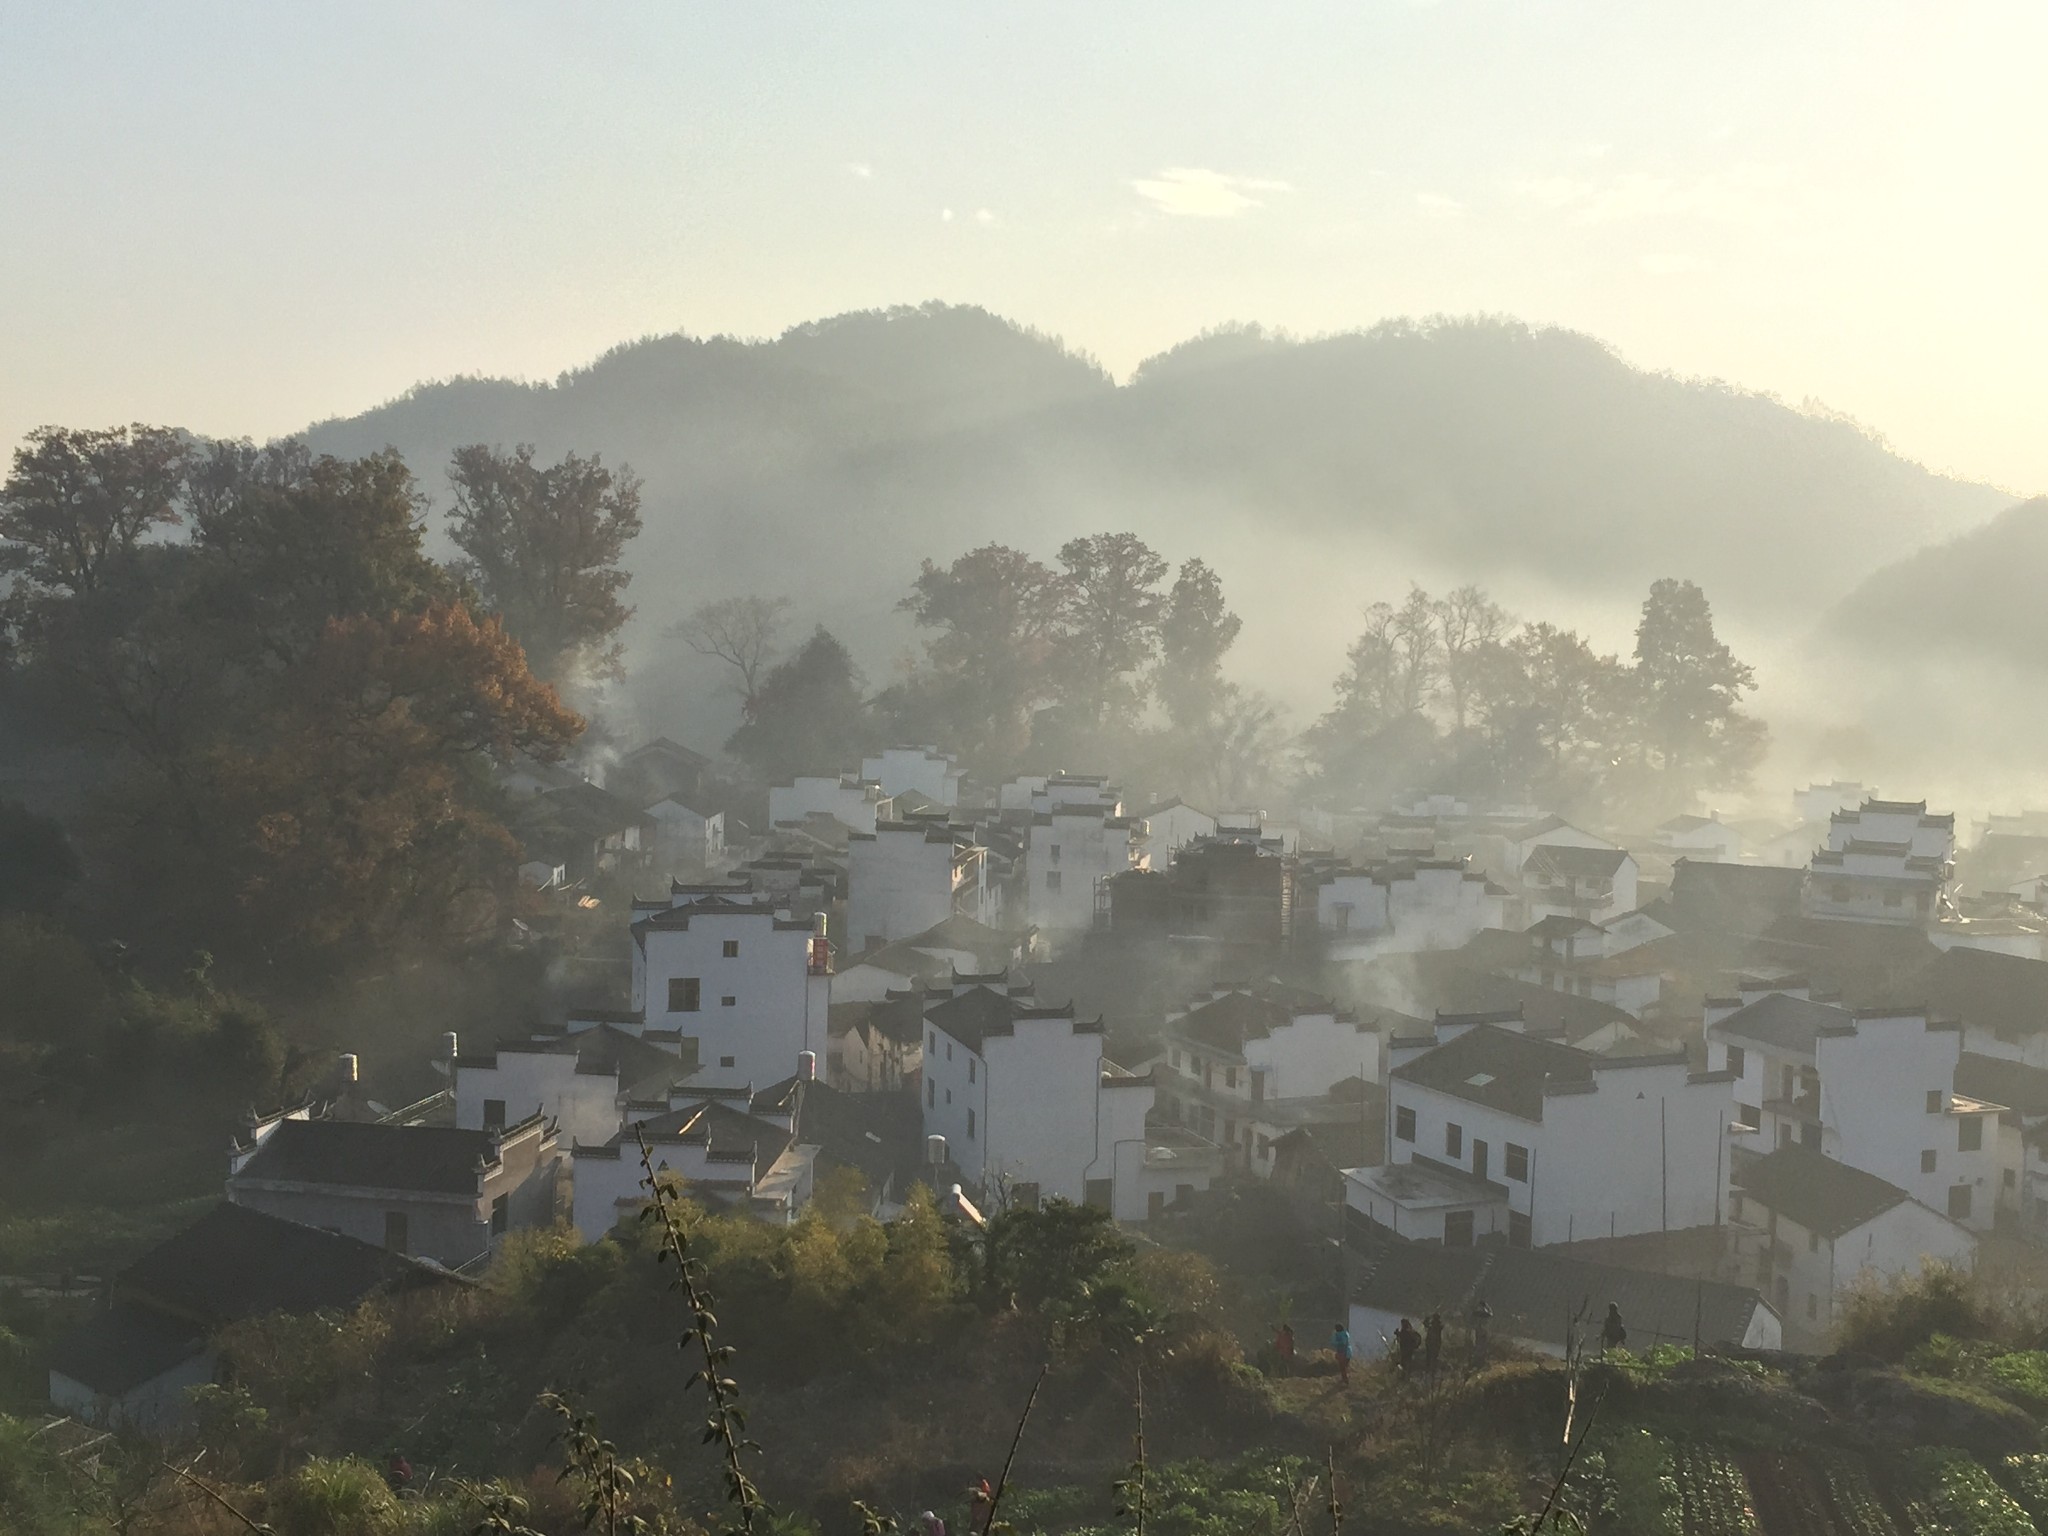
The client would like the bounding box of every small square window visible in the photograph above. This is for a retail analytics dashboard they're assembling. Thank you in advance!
[668,977,701,1013]
[1927,1089,1944,1114]
[1922,1149,1938,1173]
[721,995,736,1007]
[1740,1103,1762,1129]
[1395,1106,1416,1143]
[720,1055,735,1068]
[723,939,740,958]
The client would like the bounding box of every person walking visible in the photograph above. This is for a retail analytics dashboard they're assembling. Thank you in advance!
[1423,1310,1445,1376]
[1601,1302,1628,1355]
[923,1512,947,1536]
[1274,1320,1296,1376]
[1331,1320,1354,1385]
[1468,1298,1493,1366]
[1394,1317,1422,1379]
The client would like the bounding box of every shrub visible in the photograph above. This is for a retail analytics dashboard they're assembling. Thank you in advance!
[267,1455,405,1536]
[1835,1263,1994,1360]
[1904,1446,2035,1536]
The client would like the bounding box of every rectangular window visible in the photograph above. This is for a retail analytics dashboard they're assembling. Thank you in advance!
[1446,1123,1463,1159]
[929,1031,937,1053]
[482,1098,506,1130]
[1927,1089,1944,1114]
[1922,1149,1938,1173]
[723,939,740,957]
[1505,1143,1529,1181]
[720,1055,735,1069]
[1740,1103,1762,1129]
[1396,1106,1416,1143]
[384,1211,409,1254]
[1084,1178,1112,1211]
[668,977,701,1013]
[1807,1293,1819,1320]
[1251,1071,1265,1102]
[946,1041,953,1061]
[967,1108,976,1139]
[1045,871,1062,891]
[1950,1184,1974,1221]
[1049,844,1061,865]
[721,995,736,1007]
[1959,1116,1983,1152]
[491,1194,508,1235]
[1443,1210,1475,1247]
[1808,1230,1819,1253]
[927,1078,935,1108]
[1508,1211,1531,1248]
[1225,1067,1238,1089]
[1726,1045,1746,1077]
[968,1058,976,1084]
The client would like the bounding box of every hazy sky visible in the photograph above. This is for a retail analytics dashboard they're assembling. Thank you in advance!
[4,1,2044,493]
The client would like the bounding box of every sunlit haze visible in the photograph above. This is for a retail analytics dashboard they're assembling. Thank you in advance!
[4,1,2045,492]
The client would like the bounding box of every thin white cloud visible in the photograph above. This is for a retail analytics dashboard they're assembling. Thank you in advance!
[846,162,874,179]
[1513,164,1789,225]
[1415,192,1466,218]
[975,208,996,226]
[1130,167,1292,218]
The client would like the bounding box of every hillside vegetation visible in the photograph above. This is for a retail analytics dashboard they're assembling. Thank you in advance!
[301,306,2005,730]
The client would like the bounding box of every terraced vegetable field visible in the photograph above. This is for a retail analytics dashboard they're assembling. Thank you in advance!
[1653,1444,2048,1536]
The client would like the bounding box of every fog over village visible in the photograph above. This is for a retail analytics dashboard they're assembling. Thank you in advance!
[4,6,2048,1535]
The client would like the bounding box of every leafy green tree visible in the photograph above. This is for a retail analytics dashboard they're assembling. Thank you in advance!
[898,543,1066,767]
[1154,557,1242,736]
[0,424,189,600]
[726,627,873,783]
[446,443,644,683]
[1053,532,1169,724]
[1628,577,1765,801]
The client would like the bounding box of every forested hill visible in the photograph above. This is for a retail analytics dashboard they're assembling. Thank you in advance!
[1825,496,2048,668]
[303,305,2004,718]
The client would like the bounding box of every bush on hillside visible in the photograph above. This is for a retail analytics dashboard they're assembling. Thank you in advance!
[1836,1264,1996,1360]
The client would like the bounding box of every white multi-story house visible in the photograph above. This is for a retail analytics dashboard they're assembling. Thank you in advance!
[1803,797,1955,928]
[646,799,725,872]
[1706,985,1999,1230]
[1654,814,1743,863]
[1516,844,1639,926]
[1026,804,1146,931]
[860,746,965,807]
[630,891,831,1085]
[919,976,1208,1220]
[845,819,994,953]
[1156,983,1381,1176]
[572,1084,816,1240]
[1505,916,1668,1019]
[1136,799,1219,855]
[1730,1147,1977,1350]
[767,775,891,834]
[1312,858,1506,960]
[452,1024,692,1147]
[1350,1018,1733,1248]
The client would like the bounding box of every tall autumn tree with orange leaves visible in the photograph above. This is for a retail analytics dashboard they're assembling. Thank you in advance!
[3,430,581,975]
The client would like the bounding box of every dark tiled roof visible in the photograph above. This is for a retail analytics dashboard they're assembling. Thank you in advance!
[233,1120,507,1196]
[1525,844,1631,880]
[47,1305,203,1396]
[1354,954,1635,1042]
[1708,993,1851,1055]
[1918,947,2048,1042]
[1352,1240,1769,1352]
[1957,1052,2048,1116]
[1391,1024,1593,1122]
[627,1099,795,1166]
[1666,860,1806,935]
[1173,991,1295,1055]
[1734,1148,1911,1238]
[515,1024,688,1096]
[925,987,1090,1054]
[789,1081,926,1193]
[120,1203,454,1326]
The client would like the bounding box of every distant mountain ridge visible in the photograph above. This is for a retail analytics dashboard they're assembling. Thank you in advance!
[301,304,2008,729]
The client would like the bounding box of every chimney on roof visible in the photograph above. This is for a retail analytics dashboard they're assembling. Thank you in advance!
[798,1050,818,1082]
[339,1052,359,1085]
[442,1031,459,1063]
